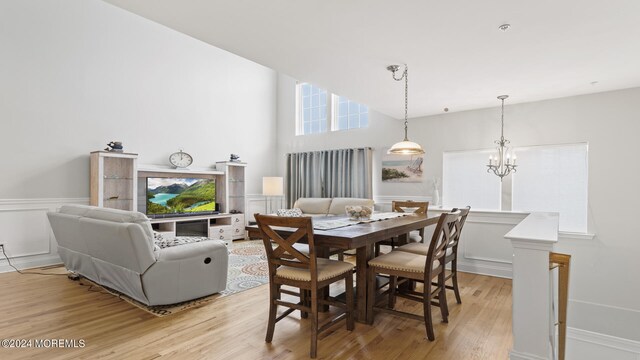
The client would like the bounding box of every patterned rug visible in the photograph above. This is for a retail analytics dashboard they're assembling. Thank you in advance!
[78,240,269,317]
[221,240,269,296]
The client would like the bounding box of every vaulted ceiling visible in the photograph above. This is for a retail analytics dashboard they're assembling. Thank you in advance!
[103,0,640,118]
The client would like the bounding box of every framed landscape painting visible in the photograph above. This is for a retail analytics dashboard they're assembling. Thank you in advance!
[382,153,424,183]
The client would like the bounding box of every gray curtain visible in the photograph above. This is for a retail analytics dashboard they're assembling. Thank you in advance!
[285,148,373,207]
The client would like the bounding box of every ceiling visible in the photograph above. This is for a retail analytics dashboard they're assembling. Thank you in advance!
[103,0,640,119]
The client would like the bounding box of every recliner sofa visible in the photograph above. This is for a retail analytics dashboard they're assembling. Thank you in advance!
[47,204,228,306]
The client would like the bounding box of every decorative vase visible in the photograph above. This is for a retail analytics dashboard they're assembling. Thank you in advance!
[432,189,440,207]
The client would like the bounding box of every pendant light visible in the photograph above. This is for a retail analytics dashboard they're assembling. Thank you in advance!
[486,95,517,179]
[387,64,425,155]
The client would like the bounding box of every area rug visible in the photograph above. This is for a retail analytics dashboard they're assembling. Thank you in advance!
[78,240,269,317]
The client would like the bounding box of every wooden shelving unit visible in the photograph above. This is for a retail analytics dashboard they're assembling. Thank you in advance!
[216,161,247,239]
[90,151,138,211]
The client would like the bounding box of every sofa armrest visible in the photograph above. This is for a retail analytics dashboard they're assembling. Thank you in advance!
[156,240,227,262]
[142,239,229,305]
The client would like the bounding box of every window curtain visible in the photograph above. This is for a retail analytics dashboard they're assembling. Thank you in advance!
[285,148,373,207]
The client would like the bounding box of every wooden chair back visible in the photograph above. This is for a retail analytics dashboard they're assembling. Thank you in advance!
[255,214,318,283]
[424,210,460,280]
[448,206,470,250]
[392,200,429,214]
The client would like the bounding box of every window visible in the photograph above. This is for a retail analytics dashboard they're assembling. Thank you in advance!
[335,96,368,130]
[443,143,588,232]
[296,82,368,135]
[443,150,501,211]
[298,83,328,134]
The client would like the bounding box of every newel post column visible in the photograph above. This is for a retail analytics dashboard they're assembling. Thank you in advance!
[505,212,559,360]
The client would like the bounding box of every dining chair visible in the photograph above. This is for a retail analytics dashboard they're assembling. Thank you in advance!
[396,206,470,304]
[255,214,354,359]
[273,211,346,261]
[375,200,429,256]
[366,210,460,341]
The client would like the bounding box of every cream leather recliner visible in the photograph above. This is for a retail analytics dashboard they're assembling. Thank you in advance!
[47,205,228,306]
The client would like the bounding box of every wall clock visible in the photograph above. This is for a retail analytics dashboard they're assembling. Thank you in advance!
[169,150,193,169]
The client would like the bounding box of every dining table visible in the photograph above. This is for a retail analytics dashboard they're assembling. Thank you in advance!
[246,212,441,322]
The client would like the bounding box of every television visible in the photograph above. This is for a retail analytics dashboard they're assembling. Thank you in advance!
[146,177,216,216]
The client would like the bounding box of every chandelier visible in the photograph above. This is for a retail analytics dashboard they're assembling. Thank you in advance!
[487,95,517,179]
[387,64,425,155]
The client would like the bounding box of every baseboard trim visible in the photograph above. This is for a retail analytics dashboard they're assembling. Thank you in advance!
[457,260,512,279]
[509,350,549,360]
[0,253,63,273]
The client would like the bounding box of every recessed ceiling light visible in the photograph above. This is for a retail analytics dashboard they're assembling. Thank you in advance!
[498,24,511,32]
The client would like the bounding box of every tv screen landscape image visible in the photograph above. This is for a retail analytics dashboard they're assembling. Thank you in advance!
[146,177,216,215]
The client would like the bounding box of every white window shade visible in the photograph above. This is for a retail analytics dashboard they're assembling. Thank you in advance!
[511,143,588,232]
[443,150,501,210]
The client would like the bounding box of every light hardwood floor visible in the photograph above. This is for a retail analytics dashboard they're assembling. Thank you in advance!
[0,263,512,359]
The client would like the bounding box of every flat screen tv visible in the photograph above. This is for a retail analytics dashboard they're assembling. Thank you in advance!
[146,177,216,216]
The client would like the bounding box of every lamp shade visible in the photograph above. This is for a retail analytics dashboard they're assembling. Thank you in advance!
[387,140,425,155]
[262,177,284,196]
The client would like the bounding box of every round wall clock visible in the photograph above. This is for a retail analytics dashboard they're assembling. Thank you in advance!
[169,150,193,168]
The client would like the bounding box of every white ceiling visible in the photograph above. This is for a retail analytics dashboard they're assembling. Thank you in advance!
[103,0,640,119]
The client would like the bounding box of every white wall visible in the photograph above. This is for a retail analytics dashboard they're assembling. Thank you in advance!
[277,74,640,342]
[0,1,277,268]
[1,0,277,198]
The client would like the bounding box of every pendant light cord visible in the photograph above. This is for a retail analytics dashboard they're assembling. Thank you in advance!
[391,64,409,141]
[403,65,409,141]
[500,96,505,142]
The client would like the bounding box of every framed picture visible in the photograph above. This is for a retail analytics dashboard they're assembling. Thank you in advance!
[382,153,424,183]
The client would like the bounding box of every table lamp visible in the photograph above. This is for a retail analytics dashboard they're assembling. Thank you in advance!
[262,177,284,213]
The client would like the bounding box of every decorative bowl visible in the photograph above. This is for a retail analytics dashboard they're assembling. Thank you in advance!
[345,205,373,221]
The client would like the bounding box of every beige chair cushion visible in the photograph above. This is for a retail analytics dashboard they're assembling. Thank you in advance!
[397,242,428,256]
[368,251,439,273]
[276,258,353,282]
[397,243,453,257]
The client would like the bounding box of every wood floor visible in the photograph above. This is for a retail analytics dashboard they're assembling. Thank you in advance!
[0,263,512,360]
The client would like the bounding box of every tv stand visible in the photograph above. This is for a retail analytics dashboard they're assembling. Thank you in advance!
[150,213,245,242]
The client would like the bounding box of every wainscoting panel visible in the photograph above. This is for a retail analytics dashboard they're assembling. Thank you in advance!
[566,328,640,360]
[245,194,284,222]
[0,198,88,272]
[0,208,51,257]
[424,209,526,278]
[462,221,515,264]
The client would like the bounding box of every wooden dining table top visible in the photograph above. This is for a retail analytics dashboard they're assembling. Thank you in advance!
[246,212,440,248]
